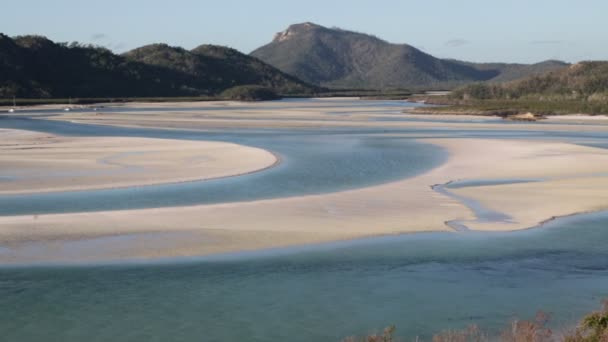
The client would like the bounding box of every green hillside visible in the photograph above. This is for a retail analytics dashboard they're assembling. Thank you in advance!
[0,34,317,99]
[251,23,568,89]
[416,62,608,116]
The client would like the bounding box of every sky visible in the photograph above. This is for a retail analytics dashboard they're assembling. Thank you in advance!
[4,0,608,63]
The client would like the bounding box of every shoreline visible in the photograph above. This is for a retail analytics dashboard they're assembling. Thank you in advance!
[6,98,608,119]
[0,150,282,196]
[2,137,608,264]
[39,106,608,133]
[2,207,606,268]
[0,128,279,195]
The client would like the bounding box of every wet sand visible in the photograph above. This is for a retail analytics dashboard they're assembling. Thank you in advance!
[2,133,608,263]
[40,100,608,132]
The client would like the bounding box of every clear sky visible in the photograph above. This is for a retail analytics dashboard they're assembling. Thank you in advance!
[4,0,608,63]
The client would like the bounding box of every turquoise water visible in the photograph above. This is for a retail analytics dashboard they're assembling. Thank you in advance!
[1,99,608,341]
[1,212,607,341]
[0,133,445,216]
[1,116,608,216]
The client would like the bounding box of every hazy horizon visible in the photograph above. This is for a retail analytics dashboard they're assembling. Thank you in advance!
[4,0,608,64]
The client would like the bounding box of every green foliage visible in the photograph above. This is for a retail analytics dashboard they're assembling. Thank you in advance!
[440,62,608,115]
[342,300,608,342]
[0,33,318,99]
[220,85,280,101]
[451,62,608,102]
[414,98,608,116]
[251,23,567,89]
[565,300,608,342]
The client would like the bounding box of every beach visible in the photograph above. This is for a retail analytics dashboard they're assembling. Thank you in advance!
[2,108,608,263]
[0,128,277,194]
[33,100,608,133]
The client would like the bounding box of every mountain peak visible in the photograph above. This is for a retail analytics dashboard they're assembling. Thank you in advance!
[0,34,317,98]
[13,35,54,50]
[252,24,570,89]
[273,22,325,42]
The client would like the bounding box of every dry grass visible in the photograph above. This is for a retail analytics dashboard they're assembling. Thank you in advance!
[343,300,608,342]
[564,300,608,342]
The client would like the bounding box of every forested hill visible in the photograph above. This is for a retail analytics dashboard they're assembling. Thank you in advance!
[251,23,568,89]
[413,62,608,116]
[450,61,608,101]
[0,34,317,99]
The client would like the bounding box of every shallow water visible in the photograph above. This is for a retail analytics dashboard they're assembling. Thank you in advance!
[0,133,444,215]
[1,99,608,341]
[1,212,607,341]
[2,115,608,216]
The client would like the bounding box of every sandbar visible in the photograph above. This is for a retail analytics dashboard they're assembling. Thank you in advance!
[0,129,277,194]
[2,137,608,263]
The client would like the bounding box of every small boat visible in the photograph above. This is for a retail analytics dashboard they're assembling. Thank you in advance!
[64,97,72,111]
[7,97,16,113]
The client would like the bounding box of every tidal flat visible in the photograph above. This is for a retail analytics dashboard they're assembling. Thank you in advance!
[1,98,607,340]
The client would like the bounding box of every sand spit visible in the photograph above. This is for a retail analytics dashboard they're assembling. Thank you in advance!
[2,138,608,263]
[0,129,277,194]
[41,100,608,133]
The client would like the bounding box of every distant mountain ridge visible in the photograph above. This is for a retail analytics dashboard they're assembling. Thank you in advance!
[251,23,569,89]
[0,27,572,99]
[0,34,316,98]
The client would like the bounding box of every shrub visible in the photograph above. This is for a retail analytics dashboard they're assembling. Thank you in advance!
[565,300,608,342]
[220,85,281,101]
[342,300,608,342]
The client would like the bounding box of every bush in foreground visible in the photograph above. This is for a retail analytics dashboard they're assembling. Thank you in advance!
[343,300,608,342]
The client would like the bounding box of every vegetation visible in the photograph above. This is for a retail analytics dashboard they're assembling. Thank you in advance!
[566,300,608,342]
[220,85,280,101]
[412,99,608,117]
[124,43,316,95]
[0,89,413,107]
[251,23,567,89]
[0,27,571,102]
[450,62,608,102]
[342,300,608,342]
[0,33,318,99]
[412,62,608,116]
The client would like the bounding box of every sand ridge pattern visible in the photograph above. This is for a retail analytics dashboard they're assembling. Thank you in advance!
[3,100,608,264]
[0,129,277,194]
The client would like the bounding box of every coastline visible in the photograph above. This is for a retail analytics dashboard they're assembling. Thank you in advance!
[36,102,608,133]
[7,208,606,268]
[2,137,608,264]
[0,128,278,195]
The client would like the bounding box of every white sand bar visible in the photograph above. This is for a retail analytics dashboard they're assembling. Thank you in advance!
[2,138,608,263]
[0,129,277,194]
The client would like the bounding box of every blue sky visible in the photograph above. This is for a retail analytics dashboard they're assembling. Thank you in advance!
[4,0,607,63]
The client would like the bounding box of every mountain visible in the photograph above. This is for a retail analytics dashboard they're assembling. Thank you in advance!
[0,34,317,98]
[453,60,571,83]
[251,23,569,89]
[123,43,314,95]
